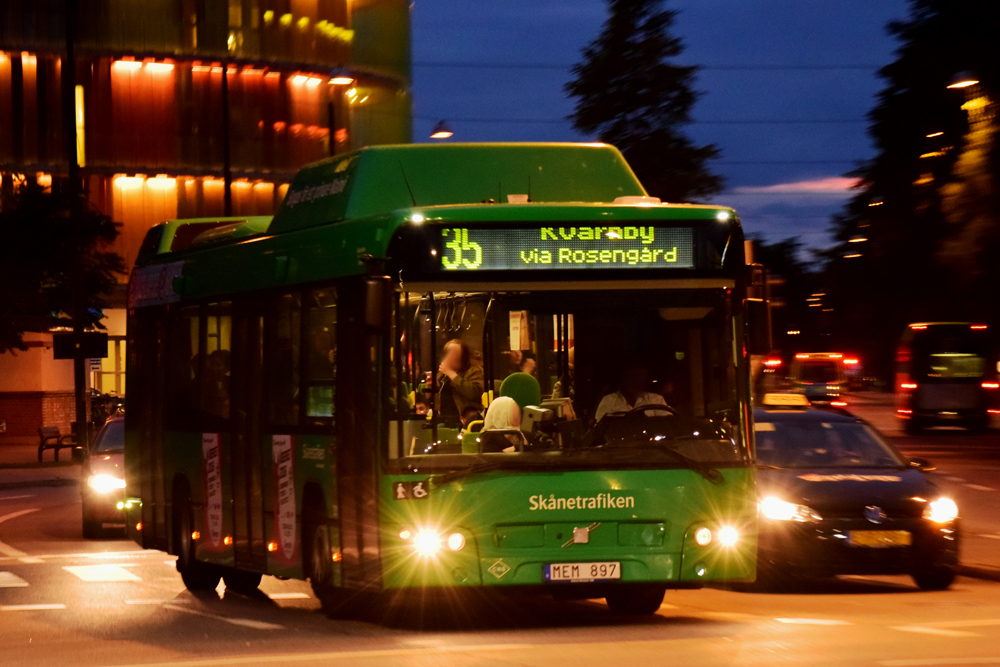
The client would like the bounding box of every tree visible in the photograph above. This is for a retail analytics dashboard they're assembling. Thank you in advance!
[823,0,1000,379]
[0,177,125,353]
[565,0,723,202]
[750,236,821,353]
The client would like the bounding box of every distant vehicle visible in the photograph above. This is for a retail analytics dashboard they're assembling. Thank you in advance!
[789,353,853,406]
[754,394,959,591]
[896,323,998,432]
[82,416,126,538]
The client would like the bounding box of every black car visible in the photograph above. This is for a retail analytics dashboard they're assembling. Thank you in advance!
[754,396,959,590]
[81,417,126,538]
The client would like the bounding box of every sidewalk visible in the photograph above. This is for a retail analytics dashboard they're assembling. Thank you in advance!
[0,442,81,489]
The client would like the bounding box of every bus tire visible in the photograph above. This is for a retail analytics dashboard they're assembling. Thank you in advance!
[304,509,339,614]
[222,568,262,595]
[605,585,666,615]
[173,492,221,591]
[904,418,923,435]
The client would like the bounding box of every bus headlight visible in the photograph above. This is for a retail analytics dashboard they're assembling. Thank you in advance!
[717,526,740,547]
[446,532,466,551]
[923,497,958,524]
[412,530,442,557]
[87,474,126,494]
[760,496,822,522]
[694,526,712,546]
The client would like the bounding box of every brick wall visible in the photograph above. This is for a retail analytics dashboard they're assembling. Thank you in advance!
[0,391,83,438]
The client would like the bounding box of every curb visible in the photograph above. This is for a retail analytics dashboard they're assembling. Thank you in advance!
[958,564,1000,583]
[0,478,79,491]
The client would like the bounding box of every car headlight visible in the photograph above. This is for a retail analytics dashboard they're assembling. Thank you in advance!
[760,496,822,522]
[923,497,958,524]
[87,474,126,494]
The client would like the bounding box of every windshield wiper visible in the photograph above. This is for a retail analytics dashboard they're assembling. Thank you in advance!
[612,444,724,484]
[431,459,511,485]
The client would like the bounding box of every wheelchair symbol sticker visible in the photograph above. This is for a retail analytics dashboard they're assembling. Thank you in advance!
[393,480,430,500]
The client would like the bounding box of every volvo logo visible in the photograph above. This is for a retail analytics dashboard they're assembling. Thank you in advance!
[864,505,887,524]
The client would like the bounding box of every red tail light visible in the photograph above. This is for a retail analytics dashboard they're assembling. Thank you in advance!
[900,383,918,390]
[830,401,848,407]
[982,382,999,389]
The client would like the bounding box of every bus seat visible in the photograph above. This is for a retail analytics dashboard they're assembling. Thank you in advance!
[407,390,416,408]
[500,372,542,411]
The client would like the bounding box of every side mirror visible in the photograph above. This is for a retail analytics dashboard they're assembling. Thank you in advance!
[910,457,935,472]
[747,299,772,355]
[746,264,772,355]
[363,275,393,335]
[71,447,87,464]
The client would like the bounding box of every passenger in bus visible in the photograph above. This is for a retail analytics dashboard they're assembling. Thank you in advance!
[479,396,528,453]
[518,352,537,376]
[461,405,483,427]
[437,339,485,423]
[202,349,231,419]
[309,327,336,380]
[596,363,669,421]
[552,347,575,400]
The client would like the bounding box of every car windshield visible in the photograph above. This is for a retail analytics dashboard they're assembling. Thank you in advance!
[388,287,749,472]
[797,362,840,384]
[94,420,124,454]
[754,420,906,469]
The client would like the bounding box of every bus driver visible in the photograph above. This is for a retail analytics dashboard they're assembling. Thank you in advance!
[596,363,670,421]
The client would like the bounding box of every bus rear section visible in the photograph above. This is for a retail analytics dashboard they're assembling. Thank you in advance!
[896,323,998,432]
[790,353,849,405]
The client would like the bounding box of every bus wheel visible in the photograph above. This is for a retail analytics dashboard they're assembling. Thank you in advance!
[222,568,262,595]
[305,510,338,613]
[904,418,923,435]
[173,494,221,591]
[605,586,666,615]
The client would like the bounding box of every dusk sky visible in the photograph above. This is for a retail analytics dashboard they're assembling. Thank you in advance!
[411,0,912,251]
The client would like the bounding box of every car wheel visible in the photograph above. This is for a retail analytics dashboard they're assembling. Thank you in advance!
[605,586,666,615]
[966,415,989,433]
[173,494,220,591]
[904,417,923,435]
[222,568,262,595]
[912,567,955,591]
[82,498,103,539]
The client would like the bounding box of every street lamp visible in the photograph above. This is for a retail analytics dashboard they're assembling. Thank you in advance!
[430,120,453,140]
[947,71,979,89]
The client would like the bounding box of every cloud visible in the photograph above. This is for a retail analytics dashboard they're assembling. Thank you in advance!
[731,177,860,195]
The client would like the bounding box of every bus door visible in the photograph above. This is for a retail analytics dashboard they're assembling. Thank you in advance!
[230,301,268,572]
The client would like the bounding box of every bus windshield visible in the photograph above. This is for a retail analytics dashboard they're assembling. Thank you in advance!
[798,361,841,384]
[389,287,748,472]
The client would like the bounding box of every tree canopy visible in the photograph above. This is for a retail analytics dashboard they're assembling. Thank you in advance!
[822,0,1000,377]
[565,0,723,202]
[0,178,125,353]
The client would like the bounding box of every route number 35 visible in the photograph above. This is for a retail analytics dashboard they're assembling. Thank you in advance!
[441,228,483,270]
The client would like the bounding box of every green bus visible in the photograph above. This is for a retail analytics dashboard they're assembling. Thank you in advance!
[124,143,767,615]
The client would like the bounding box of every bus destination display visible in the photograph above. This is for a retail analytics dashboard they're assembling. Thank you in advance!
[438,226,695,271]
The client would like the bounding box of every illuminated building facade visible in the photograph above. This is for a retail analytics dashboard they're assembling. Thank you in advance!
[0,0,411,438]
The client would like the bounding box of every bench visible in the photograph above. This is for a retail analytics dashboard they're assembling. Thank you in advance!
[38,426,77,462]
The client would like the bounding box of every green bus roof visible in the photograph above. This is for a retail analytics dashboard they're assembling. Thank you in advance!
[267,142,648,234]
[131,144,741,306]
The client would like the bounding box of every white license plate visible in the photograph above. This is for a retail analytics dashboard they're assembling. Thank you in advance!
[544,561,621,582]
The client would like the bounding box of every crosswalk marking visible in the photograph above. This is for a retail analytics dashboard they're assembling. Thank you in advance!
[267,592,311,600]
[63,564,142,582]
[0,571,28,587]
[164,604,285,630]
[890,625,979,637]
[965,484,995,492]
[0,604,66,611]
[776,617,852,625]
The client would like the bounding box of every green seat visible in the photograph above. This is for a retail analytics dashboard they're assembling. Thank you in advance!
[499,372,542,411]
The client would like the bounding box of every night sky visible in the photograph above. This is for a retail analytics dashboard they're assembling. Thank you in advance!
[411,0,911,252]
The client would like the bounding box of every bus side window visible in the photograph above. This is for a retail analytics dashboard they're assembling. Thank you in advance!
[166,306,201,430]
[202,302,232,422]
[267,293,301,425]
[305,288,337,420]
